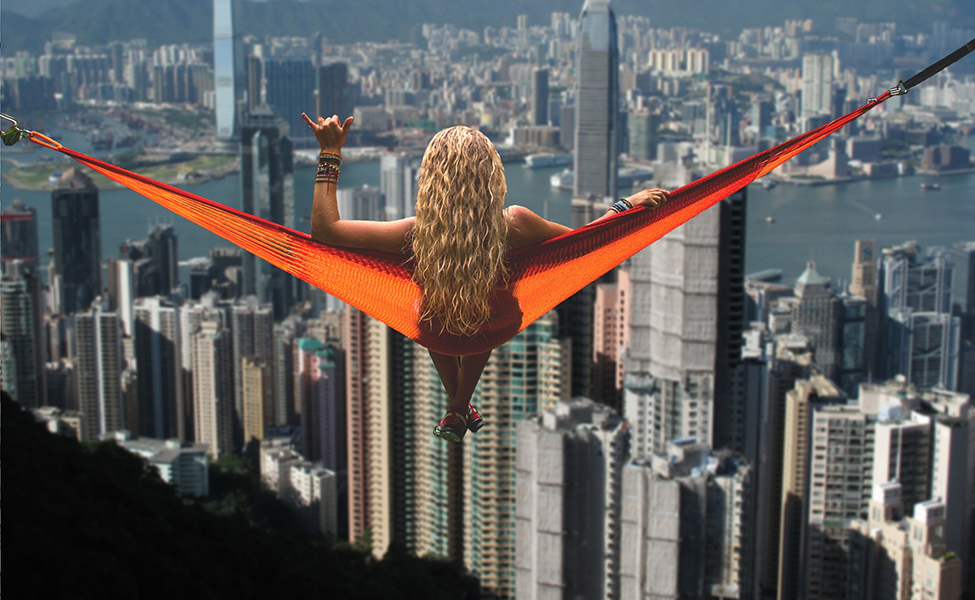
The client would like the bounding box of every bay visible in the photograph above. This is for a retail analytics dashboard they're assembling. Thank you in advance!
[3,150,974,290]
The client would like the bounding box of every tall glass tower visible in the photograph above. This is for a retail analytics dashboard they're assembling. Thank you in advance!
[213,0,245,141]
[573,0,619,201]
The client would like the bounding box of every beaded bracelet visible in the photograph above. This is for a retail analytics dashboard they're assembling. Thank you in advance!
[319,150,342,163]
[316,156,341,190]
[609,199,632,214]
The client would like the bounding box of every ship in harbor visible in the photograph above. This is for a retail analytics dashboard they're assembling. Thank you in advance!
[524,153,573,169]
[550,166,654,190]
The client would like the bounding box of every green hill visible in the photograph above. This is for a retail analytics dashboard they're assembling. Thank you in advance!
[2,0,973,54]
[2,393,479,599]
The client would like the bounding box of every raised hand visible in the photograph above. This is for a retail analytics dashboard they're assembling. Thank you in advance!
[301,113,354,153]
[627,188,669,208]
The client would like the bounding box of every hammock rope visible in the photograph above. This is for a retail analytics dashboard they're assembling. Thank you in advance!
[4,39,972,355]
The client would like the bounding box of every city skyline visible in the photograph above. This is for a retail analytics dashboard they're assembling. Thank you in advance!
[3,4,975,599]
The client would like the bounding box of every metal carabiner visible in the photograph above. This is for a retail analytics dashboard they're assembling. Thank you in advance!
[888,80,909,96]
[1,112,26,146]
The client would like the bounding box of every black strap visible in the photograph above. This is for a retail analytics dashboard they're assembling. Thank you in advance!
[903,38,975,91]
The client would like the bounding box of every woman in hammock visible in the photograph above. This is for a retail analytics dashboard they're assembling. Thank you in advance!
[303,112,668,442]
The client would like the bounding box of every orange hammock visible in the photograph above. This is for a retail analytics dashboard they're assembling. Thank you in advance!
[14,41,972,355]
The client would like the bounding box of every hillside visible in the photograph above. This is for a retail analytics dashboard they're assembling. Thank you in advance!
[2,393,479,599]
[2,0,973,54]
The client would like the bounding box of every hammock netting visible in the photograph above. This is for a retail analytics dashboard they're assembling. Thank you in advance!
[22,39,974,355]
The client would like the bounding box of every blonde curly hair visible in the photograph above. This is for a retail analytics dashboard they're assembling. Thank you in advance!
[411,126,509,337]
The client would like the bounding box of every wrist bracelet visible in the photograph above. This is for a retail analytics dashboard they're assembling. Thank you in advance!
[609,199,631,214]
[319,150,342,162]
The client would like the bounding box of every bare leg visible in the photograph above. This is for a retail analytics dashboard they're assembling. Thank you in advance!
[429,350,460,400]
[453,349,492,407]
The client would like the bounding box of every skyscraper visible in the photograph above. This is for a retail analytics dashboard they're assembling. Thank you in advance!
[75,302,125,440]
[623,162,746,456]
[573,0,619,201]
[230,297,274,446]
[620,441,755,599]
[213,0,245,141]
[239,110,296,318]
[880,242,960,390]
[801,53,834,120]
[379,154,419,221]
[318,62,352,121]
[240,355,272,443]
[296,338,345,470]
[515,399,628,599]
[788,261,842,381]
[193,318,235,458]
[52,169,101,315]
[263,57,316,147]
[776,375,845,600]
[1,264,46,408]
[464,312,569,598]
[1,199,39,271]
[531,68,549,126]
[950,242,975,395]
[133,296,184,440]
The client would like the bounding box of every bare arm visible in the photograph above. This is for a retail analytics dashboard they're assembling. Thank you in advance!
[506,189,670,250]
[303,112,414,255]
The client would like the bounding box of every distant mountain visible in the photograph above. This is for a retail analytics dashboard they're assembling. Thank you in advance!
[2,0,973,54]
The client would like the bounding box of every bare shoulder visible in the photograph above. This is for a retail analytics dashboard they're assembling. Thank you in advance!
[504,205,570,250]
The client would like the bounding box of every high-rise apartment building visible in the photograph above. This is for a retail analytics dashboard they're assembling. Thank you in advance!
[515,400,627,598]
[620,440,755,599]
[133,296,184,440]
[573,0,619,201]
[850,484,963,600]
[75,302,125,440]
[379,153,419,221]
[337,185,384,222]
[465,312,569,598]
[192,318,235,458]
[240,355,272,443]
[296,338,345,470]
[213,0,245,140]
[803,404,876,600]
[0,264,46,408]
[239,110,296,318]
[801,53,834,119]
[624,162,746,457]
[1,199,39,271]
[52,169,101,315]
[230,297,274,446]
[344,308,416,557]
[777,375,846,600]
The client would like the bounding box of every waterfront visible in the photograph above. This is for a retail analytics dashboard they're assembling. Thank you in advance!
[4,154,974,289]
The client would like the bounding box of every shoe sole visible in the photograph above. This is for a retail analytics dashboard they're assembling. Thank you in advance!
[434,426,464,443]
[468,419,484,433]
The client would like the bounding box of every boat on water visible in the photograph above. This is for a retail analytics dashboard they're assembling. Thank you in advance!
[525,153,573,169]
[920,182,941,191]
[764,215,775,223]
[875,213,883,220]
[761,178,778,189]
[550,166,654,190]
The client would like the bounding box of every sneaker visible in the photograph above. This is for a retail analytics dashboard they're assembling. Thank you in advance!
[433,407,468,443]
[467,403,484,433]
